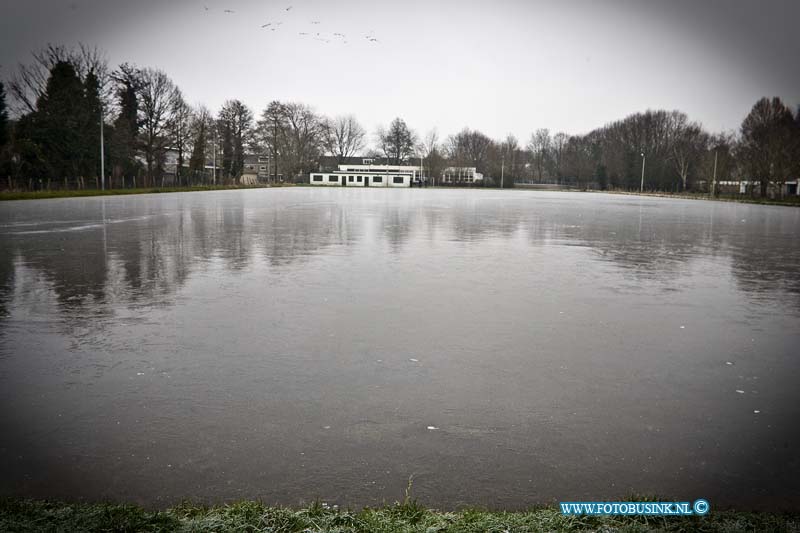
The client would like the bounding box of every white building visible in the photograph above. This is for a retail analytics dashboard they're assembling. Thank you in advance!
[309,159,423,187]
[441,167,483,184]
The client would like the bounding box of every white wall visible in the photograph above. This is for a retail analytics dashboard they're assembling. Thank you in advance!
[387,175,410,187]
[367,175,388,187]
[344,175,366,187]
[310,174,343,186]
[309,173,413,187]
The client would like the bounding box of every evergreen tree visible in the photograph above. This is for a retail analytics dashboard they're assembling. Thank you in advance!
[29,61,87,187]
[109,64,141,188]
[188,125,207,184]
[221,120,233,182]
[188,106,212,185]
[170,92,191,186]
[0,80,10,187]
[83,69,102,185]
[596,164,608,190]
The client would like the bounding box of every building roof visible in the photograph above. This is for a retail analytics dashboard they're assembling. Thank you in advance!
[317,155,410,171]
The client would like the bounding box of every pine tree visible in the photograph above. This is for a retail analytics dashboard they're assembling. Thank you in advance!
[170,93,191,187]
[83,69,102,186]
[110,64,141,188]
[188,107,212,185]
[188,125,207,184]
[221,120,233,183]
[30,61,87,187]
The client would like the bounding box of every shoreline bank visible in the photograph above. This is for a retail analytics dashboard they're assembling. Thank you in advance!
[0,184,290,201]
[1,498,798,532]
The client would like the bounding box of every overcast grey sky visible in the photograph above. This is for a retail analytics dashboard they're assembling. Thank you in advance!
[1,0,798,145]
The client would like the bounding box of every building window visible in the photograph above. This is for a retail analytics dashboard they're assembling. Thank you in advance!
[259,166,266,171]
[373,176,382,183]
[393,176,404,184]
[312,175,323,182]
[348,176,354,182]
[329,176,338,182]
[357,176,362,182]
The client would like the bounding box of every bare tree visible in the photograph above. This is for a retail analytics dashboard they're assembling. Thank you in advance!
[445,128,492,174]
[527,128,551,182]
[321,115,365,164]
[740,97,796,198]
[257,101,287,182]
[136,67,178,187]
[561,135,596,187]
[668,111,705,191]
[281,102,324,181]
[218,99,254,184]
[420,128,445,184]
[170,89,193,186]
[550,132,568,181]
[188,105,213,184]
[501,134,521,185]
[378,118,417,165]
[700,132,737,195]
[9,44,112,115]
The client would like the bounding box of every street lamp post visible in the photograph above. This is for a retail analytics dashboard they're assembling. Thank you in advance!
[501,156,505,189]
[213,126,217,185]
[711,149,718,197]
[99,104,105,190]
[640,152,646,193]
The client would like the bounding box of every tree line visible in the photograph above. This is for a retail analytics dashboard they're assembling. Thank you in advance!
[1,44,798,196]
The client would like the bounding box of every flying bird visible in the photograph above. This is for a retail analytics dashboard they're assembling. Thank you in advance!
[286,6,292,10]
[224,9,235,13]
[311,20,320,24]
[261,23,272,27]
[299,32,308,35]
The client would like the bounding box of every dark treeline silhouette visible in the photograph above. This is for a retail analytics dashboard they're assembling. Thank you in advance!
[1,44,798,195]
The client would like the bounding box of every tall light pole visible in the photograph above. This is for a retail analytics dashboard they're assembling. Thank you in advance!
[100,103,105,190]
[711,149,718,197]
[212,125,217,185]
[639,152,646,193]
[501,155,505,189]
